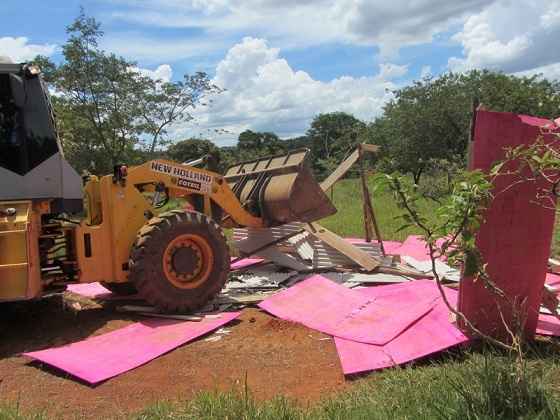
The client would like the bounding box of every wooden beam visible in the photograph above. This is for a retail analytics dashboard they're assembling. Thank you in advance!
[304,222,381,271]
[320,148,360,191]
[320,143,379,191]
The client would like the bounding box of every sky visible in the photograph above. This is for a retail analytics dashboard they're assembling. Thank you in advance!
[1,0,560,146]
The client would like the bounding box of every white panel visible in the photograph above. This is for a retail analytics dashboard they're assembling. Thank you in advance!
[0,153,83,201]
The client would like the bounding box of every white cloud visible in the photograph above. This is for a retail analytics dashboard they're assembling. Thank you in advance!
[420,65,432,78]
[173,37,404,145]
[448,0,560,75]
[0,37,56,62]
[515,62,560,82]
[106,0,496,55]
[101,33,228,64]
[378,63,408,79]
[341,0,494,55]
[133,64,173,83]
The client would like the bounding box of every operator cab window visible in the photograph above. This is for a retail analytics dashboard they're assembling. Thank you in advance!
[0,73,23,174]
[0,72,59,175]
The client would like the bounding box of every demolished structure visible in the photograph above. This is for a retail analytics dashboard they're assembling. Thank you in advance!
[21,110,560,385]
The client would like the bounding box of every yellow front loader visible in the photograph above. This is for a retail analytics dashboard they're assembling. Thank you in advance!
[0,62,335,311]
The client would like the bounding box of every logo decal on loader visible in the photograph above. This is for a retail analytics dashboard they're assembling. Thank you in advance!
[151,161,213,193]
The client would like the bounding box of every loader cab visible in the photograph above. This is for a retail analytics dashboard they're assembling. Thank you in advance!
[0,62,83,213]
[0,63,59,175]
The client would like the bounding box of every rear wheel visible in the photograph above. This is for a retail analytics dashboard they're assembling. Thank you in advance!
[128,210,230,312]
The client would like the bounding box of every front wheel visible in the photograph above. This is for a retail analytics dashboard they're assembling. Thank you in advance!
[128,210,230,312]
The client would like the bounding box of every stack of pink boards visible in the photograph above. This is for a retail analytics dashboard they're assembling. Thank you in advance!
[259,276,470,375]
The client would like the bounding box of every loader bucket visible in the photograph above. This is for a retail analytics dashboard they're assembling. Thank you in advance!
[224,149,337,226]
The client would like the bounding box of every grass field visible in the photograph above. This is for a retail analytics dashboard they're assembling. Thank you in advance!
[321,177,439,241]
[134,348,560,420]
[3,176,560,419]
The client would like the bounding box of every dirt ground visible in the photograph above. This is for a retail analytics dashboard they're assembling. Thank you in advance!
[0,295,351,419]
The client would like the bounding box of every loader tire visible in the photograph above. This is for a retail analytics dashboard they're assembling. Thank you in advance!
[128,210,230,312]
[101,282,137,296]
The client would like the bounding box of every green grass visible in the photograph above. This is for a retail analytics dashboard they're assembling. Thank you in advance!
[321,177,440,241]
[0,405,47,420]
[4,348,560,419]
[134,349,560,420]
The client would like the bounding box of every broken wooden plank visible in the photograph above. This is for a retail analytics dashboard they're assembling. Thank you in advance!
[320,143,379,192]
[305,223,381,271]
[116,305,159,313]
[137,313,204,321]
[376,265,434,279]
[320,148,360,191]
[360,143,380,153]
[216,292,277,304]
[116,305,204,320]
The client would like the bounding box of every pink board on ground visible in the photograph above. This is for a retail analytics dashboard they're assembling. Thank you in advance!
[334,281,470,375]
[258,275,439,345]
[66,282,112,299]
[230,257,264,270]
[23,312,240,384]
[536,314,560,336]
[391,236,431,260]
[545,273,560,289]
[381,241,404,255]
[390,236,452,261]
[390,235,452,261]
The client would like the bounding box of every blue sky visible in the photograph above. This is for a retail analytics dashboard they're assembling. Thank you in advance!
[2,0,560,145]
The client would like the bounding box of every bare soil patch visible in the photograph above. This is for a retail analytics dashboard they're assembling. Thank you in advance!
[0,297,349,418]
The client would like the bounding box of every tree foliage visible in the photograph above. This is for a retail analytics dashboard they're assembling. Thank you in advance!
[35,11,219,174]
[306,112,369,177]
[374,70,560,183]
[237,130,286,158]
[32,15,560,185]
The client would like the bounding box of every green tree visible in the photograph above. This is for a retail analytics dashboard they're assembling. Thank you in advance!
[34,11,219,174]
[138,72,222,154]
[237,130,286,159]
[283,135,310,150]
[375,70,560,184]
[166,138,220,164]
[306,112,368,177]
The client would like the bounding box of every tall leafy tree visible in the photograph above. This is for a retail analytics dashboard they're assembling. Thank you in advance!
[237,130,286,159]
[34,11,220,174]
[138,72,222,154]
[166,138,220,164]
[375,70,560,183]
[306,112,368,177]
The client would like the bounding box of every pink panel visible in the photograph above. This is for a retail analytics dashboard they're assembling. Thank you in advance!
[66,282,112,299]
[258,275,438,345]
[230,257,264,271]
[545,273,560,288]
[459,110,558,339]
[334,282,470,375]
[391,235,432,260]
[382,241,405,254]
[536,314,560,336]
[23,312,240,384]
